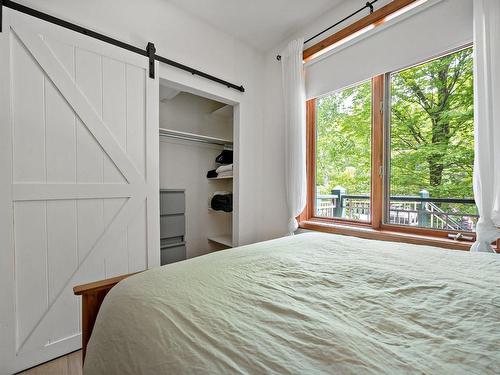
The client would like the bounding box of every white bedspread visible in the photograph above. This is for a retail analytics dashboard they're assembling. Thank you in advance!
[85,233,500,374]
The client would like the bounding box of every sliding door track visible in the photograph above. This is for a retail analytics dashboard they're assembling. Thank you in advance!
[0,0,245,92]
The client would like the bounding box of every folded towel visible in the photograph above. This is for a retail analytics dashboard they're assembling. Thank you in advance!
[216,164,233,173]
[217,170,233,178]
[211,191,231,196]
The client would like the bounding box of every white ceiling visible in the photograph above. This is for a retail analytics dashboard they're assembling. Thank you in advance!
[166,0,345,51]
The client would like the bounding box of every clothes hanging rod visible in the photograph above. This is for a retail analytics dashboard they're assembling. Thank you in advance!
[0,0,245,92]
[276,0,378,61]
[159,128,233,148]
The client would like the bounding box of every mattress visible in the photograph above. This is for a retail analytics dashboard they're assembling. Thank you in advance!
[84,233,500,374]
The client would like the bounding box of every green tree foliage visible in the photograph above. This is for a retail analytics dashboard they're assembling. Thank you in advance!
[316,48,474,202]
[390,47,474,198]
[316,81,372,195]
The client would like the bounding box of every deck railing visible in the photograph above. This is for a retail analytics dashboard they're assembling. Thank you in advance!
[315,194,478,231]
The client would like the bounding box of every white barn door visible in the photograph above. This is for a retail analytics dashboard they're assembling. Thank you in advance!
[0,9,160,374]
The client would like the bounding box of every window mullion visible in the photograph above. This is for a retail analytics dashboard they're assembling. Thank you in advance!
[371,75,385,229]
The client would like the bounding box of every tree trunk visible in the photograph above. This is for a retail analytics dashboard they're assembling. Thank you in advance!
[427,67,452,188]
[428,157,444,186]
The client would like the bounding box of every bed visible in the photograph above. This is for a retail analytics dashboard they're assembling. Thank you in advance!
[75,232,500,374]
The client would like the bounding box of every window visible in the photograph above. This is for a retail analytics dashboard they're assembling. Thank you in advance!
[315,81,372,221]
[386,47,476,232]
[305,46,476,243]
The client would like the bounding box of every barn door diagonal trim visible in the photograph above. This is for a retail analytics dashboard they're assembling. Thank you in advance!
[11,25,144,184]
[16,194,146,353]
[12,184,146,201]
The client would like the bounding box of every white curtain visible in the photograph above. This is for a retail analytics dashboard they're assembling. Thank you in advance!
[471,0,500,252]
[281,38,307,235]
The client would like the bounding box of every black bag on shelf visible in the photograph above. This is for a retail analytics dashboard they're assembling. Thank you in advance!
[211,193,233,212]
[206,169,218,178]
[215,150,233,165]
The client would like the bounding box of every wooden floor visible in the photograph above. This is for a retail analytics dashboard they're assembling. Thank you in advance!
[20,351,82,375]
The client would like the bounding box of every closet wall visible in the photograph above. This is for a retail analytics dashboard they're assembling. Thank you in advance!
[159,90,234,259]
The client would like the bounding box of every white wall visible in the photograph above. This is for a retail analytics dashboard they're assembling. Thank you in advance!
[260,0,474,240]
[16,0,265,246]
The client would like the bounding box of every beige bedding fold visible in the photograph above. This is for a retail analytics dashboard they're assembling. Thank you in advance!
[85,233,500,374]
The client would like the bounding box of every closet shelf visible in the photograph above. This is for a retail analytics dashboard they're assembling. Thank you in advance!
[159,128,233,147]
[210,104,232,119]
[208,208,232,213]
[208,235,232,247]
[207,176,233,180]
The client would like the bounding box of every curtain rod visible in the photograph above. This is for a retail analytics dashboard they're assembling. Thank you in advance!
[0,0,245,92]
[276,0,379,61]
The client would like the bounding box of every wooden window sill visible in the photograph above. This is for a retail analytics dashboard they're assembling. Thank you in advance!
[299,220,475,251]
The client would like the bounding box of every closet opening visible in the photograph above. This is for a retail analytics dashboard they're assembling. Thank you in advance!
[158,82,237,265]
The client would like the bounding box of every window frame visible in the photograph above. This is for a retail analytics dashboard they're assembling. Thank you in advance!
[303,77,383,230]
[301,50,478,250]
[380,45,476,239]
[311,79,375,226]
